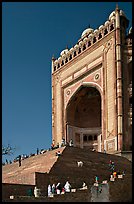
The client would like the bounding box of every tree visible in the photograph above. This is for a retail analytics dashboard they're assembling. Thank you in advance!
[2,144,16,155]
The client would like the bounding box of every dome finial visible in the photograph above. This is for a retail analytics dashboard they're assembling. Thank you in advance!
[52,54,55,61]
[115,3,119,11]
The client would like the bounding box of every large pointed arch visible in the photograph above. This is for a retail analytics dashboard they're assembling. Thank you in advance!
[65,84,102,150]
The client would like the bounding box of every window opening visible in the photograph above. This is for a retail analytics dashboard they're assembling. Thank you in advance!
[83,44,86,51]
[88,135,93,141]
[98,33,102,39]
[88,41,91,47]
[69,54,72,60]
[104,28,108,35]
[78,47,81,54]
[93,37,96,43]
[74,51,76,57]
[110,24,114,31]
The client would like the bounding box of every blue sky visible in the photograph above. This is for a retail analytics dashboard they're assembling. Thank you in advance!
[2,2,132,162]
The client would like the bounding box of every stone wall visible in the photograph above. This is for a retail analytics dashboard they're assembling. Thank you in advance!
[2,183,35,201]
[3,189,91,202]
[35,172,49,196]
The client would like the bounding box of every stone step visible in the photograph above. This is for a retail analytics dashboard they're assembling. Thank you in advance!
[2,147,65,185]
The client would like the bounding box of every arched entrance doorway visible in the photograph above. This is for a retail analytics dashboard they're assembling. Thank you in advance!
[66,86,102,151]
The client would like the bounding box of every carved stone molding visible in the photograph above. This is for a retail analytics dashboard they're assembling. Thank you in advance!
[103,39,113,53]
[55,73,61,84]
[94,73,100,81]
[66,89,71,96]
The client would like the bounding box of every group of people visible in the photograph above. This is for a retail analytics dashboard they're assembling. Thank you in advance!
[93,159,126,195]
[2,147,49,166]
[51,138,74,151]
[48,181,71,197]
[97,160,125,191]
[3,138,74,166]
[51,138,66,150]
[108,160,123,179]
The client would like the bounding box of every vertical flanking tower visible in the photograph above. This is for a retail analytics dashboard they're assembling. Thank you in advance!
[51,6,132,157]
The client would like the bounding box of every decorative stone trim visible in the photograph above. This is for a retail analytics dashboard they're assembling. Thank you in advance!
[66,89,71,96]
[55,73,61,84]
[52,17,115,73]
[94,73,100,81]
[103,39,113,53]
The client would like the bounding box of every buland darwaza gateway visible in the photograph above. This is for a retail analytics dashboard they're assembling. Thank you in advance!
[51,6,132,156]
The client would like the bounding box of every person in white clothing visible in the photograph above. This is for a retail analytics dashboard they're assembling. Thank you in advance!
[56,182,62,194]
[48,184,52,197]
[64,181,71,192]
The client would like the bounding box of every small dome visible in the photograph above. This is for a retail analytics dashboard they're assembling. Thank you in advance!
[69,47,74,52]
[105,21,109,26]
[88,33,93,38]
[58,56,61,60]
[74,44,79,49]
[79,41,83,46]
[83,37,88,42]
[109,11,115,20]
[81,28,94,38]
[60,49,69,56]
[99,25,103,30]
[94,29,98,33]
[129,27,132,34]
[120,10,126,18]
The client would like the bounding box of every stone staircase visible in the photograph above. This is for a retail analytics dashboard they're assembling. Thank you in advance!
[48,146,132,189]
[2,146,132,202]
[2,147,65,185]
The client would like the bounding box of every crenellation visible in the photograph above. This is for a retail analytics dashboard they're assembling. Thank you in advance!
[53,17,116,73]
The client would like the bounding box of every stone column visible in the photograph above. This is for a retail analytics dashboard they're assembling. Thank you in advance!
[115,5,123,151]
[98,134,102,152]
[80,132,83,148]
[51,57,55,143]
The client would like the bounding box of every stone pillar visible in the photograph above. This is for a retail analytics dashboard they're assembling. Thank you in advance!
[80,132,83,148]
[66,123,69,143]
[65,122,68,143]
[98,134,102,152]
[51,57,55,143]
[115,5,123,151]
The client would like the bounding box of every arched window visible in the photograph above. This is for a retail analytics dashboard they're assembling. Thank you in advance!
[57,63,60,68]
[69,54,72,60]
[54,66,56,71]
[104,28,108,35]
[98,33,102,40]
[94,135,97,140]
[65,58,68,63]
[88,41,91,47]
[61,60,64,66]
[74,51,77,57]
[93,37,96,43]
[83,44,86,51]
[110,24,114,31]
[83,135,87,142]
[78,47,81,54]
[88,135,93,141]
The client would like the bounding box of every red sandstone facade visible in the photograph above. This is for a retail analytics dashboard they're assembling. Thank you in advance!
[51,6,132,155]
